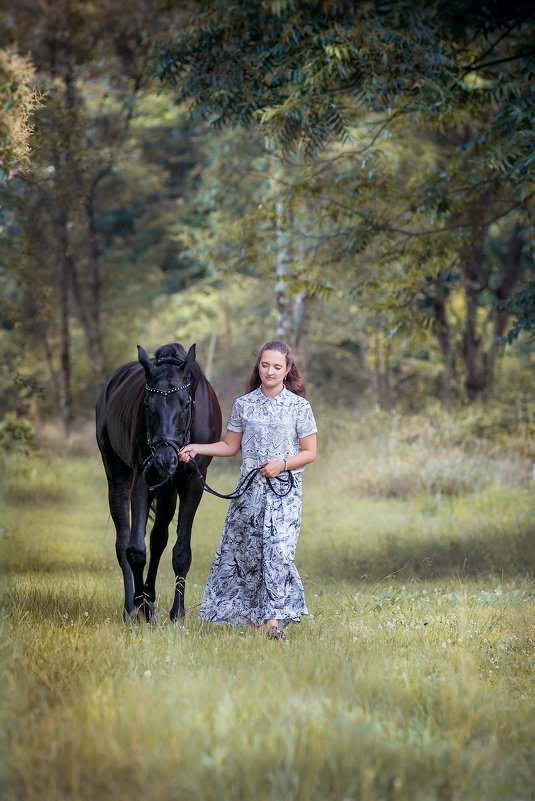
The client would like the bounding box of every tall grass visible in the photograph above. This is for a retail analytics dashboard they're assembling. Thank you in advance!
[1,408,534,801]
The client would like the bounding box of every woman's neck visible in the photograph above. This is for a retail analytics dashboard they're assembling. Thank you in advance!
[260,383,284,399]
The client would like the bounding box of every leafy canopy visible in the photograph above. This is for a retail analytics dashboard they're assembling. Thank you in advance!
[156,1,535,156]
[156,0,535,348]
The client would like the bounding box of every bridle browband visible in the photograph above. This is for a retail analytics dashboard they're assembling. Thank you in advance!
[142,371,194,491]
[144,381,191,397]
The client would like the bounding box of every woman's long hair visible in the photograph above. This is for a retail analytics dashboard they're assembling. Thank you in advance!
[247,341,307,398]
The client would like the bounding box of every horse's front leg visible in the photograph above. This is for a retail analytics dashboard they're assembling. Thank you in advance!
[144,483,177,605]
[125,470,155,622]
[170,476,203,622]
[108,475,136,619]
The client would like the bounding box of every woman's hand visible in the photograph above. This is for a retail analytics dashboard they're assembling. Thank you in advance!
[178,444,198,462]
[260,459,285,479]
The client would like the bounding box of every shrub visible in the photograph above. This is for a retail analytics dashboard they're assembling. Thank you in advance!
[0,412,36,452]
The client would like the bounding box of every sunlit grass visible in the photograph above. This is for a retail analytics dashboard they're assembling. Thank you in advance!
[1,412,534,801]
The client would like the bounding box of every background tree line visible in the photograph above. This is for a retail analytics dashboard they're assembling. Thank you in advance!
[0,0,533,434]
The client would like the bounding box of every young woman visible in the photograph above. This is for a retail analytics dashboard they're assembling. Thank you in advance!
[179,340,317,638]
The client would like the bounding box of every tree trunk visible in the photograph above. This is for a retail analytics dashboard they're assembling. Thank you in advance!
[275,197,292,342]
[462,238,486,402]
[373,327,391,409]
[83,167,111,388]
[293,290,313,376]
[59,251,72,436]
[51,47,76,432]
[484,221,525,398]
[55,50,109,392]
[431,272,457,407]
[460,183,493,403]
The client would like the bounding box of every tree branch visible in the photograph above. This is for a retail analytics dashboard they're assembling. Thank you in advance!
[464,49,535,76]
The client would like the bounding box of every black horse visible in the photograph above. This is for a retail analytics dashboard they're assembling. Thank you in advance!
[96,342,222,622]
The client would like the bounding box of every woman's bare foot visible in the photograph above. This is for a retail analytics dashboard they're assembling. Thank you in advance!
[249,619,262,634]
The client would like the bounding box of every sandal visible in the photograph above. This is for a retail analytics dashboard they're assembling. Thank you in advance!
[266,626,284,640]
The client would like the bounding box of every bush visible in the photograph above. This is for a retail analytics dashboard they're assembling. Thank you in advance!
[0,412,36,453]
[315,404,532,499]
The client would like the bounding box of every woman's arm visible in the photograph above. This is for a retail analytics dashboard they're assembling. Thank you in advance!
[260,433,317,478]
[179,429,243,461]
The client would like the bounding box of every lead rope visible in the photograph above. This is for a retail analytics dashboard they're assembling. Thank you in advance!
[188,457,294,499]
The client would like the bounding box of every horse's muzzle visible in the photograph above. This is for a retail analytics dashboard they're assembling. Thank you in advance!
[153,445,179,477]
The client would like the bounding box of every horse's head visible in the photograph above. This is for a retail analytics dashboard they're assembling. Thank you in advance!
[138,343,196,484]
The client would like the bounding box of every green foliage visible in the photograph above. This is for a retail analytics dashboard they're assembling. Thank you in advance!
[156,1,535,395]
[2,0,534,422]
[0,411,35,453]
[0,1,207,419]
[157,1,535,156]
[504,275,535,342]
[0,46,40,180]
[318,401,535,504]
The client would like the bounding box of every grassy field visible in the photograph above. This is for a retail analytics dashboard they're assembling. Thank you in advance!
[1,409,534,801]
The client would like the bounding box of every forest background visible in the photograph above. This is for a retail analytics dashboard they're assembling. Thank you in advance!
[0,0,534,437]
[1,4,535,801]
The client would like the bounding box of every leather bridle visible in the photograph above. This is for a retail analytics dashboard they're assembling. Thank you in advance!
[141,378,194,491]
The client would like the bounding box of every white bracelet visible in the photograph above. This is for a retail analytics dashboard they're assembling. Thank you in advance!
[283,458,288,472]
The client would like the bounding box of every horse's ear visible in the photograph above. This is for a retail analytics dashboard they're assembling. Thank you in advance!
[185,344,196,372]
[137,345,155,379]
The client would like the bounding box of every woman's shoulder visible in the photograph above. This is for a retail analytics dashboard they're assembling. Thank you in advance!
[285,388,313,409]
[228,390,260,428]
[233,388,261,406]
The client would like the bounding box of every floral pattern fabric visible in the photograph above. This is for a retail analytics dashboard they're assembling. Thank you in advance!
[199,387,317,629]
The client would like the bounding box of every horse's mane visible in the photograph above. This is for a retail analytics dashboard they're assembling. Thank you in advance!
[104,362,144,420]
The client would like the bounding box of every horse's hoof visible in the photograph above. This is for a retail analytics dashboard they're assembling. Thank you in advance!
[132,599,159,625]
[134,609,159,626]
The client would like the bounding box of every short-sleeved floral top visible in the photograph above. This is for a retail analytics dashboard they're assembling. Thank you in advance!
[227,386,317,474]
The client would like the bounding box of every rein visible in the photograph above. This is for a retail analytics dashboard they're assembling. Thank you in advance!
[188,457,295,499]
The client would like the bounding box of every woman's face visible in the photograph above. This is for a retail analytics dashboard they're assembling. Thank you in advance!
[258,349,288,394]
